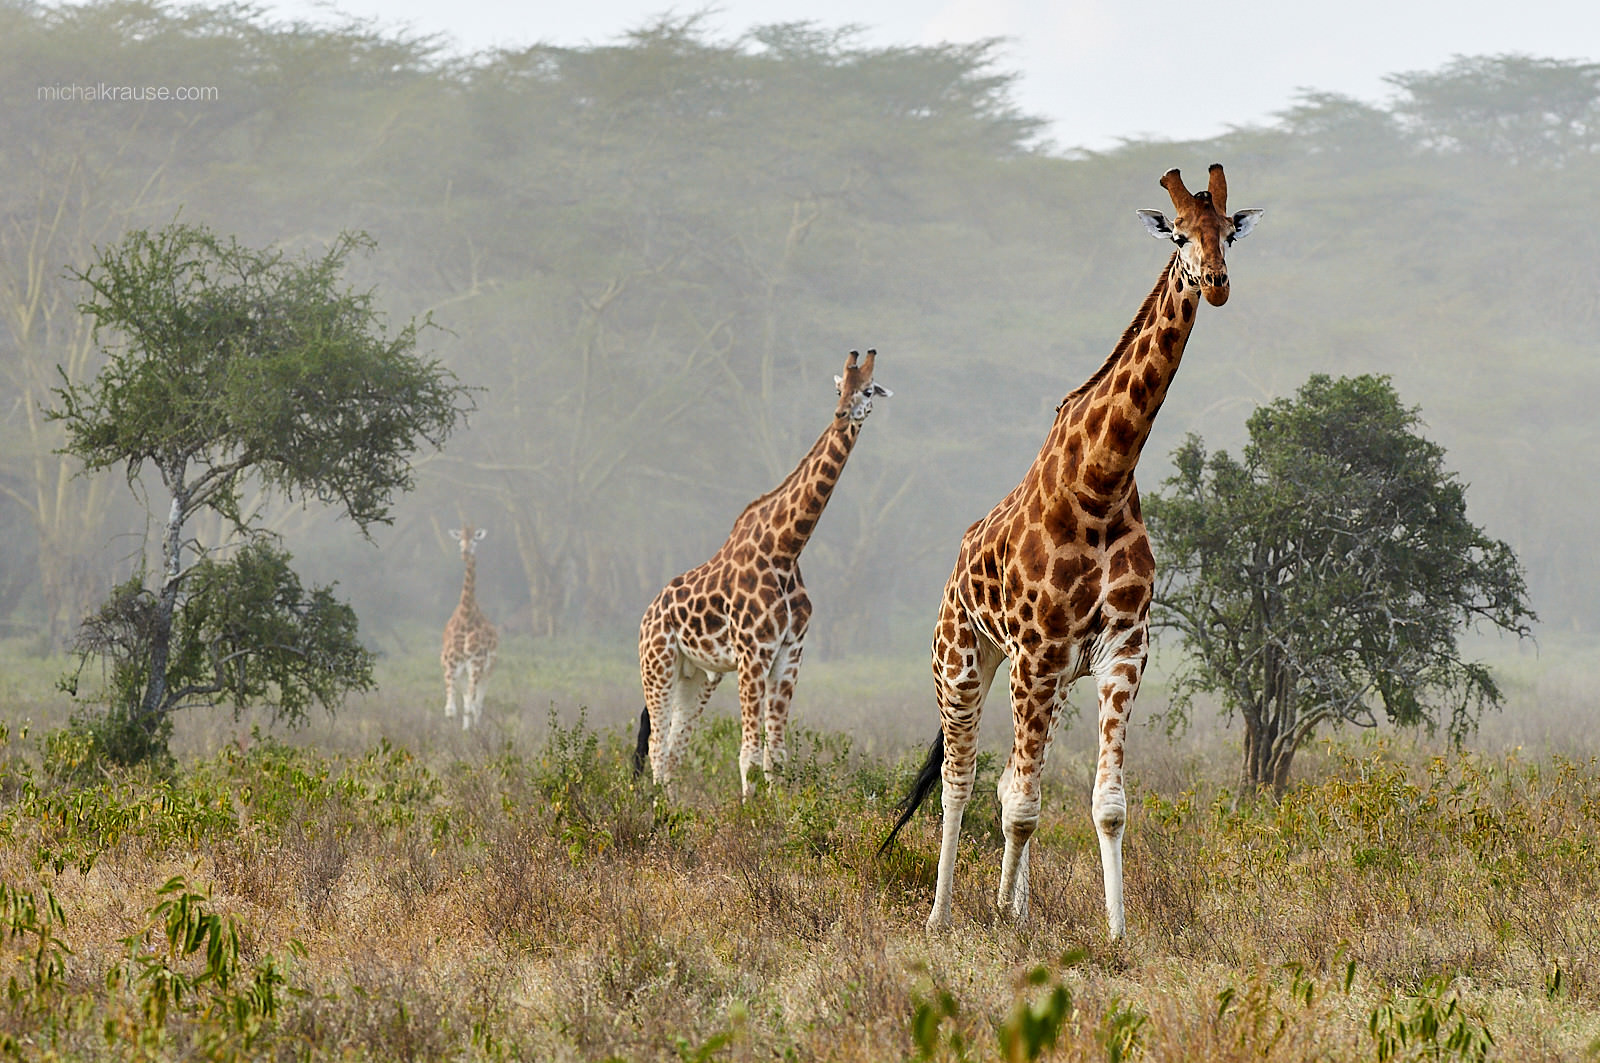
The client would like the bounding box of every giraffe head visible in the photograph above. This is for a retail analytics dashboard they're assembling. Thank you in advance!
[1137,164,1262,307]
[449,525,486,558]
[832,348,892,424]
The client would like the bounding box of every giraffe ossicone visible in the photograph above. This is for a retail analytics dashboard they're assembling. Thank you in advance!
[881,165,1263,940]
[442,523,498,731]
[635,349,890,801]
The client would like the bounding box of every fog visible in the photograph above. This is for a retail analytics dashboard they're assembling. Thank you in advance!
[3,7,1597,741]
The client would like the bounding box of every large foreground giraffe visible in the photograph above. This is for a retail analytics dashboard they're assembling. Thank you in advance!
[635,350,891,799]
[441,525,498,730]
[883,166,1262,938]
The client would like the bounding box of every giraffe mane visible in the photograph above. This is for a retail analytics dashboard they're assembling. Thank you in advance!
[1056,251,1177,413]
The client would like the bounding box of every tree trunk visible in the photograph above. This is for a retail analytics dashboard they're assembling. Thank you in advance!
[1268,743,1297,798]
[138,483,187,729]
[1236,715,1271,809]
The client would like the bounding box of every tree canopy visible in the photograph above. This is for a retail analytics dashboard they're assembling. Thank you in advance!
[1145,375,1536,796]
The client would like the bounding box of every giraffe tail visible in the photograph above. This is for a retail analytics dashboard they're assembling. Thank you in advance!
[631,707,650,778]
[877,730,945,855]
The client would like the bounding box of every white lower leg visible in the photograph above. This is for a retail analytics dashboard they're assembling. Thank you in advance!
[738,743,758,800]
[1093,792,1127,939]
[997,801,1038,923]
[660,712,690,793]
[927,787,969,932]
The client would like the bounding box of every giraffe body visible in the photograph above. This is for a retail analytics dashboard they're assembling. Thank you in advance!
[636,350,890,799]
[887,166,1262,939]
[442,525,498,730]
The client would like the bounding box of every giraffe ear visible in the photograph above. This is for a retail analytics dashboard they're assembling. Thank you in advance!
[1229,208,1264,242]
[473,528,487,542]
[834,374,845,394]
[869,383,892,398]
[1137,209,1174,240]
[449,529,463,542]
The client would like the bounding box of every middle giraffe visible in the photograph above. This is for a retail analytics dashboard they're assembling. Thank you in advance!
[883,165,1262,939]
[635,349,891,800]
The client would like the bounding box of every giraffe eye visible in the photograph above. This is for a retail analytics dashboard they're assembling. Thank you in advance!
[1172,234,1188,247]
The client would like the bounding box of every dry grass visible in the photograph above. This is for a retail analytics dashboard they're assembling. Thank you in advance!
[0,643,1599,1060]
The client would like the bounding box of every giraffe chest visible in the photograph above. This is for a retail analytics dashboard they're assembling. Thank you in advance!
[956,510,1153,662]
[445,611,496,657]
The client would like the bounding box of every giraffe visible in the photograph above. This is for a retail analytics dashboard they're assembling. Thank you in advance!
[881,165,1262,939]
[441,524,498,731]
[634,349,891,800]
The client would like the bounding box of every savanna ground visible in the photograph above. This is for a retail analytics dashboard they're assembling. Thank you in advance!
[1,632,1598,1061]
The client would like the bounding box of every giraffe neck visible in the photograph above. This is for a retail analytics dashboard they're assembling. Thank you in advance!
[1036,251,1200,509]
[732,415,863,563]
[458,553,479,613]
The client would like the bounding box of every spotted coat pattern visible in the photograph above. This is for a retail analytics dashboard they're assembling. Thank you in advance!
[442,525,498,731]
[924,166,1263,939]
[639,350,889,799]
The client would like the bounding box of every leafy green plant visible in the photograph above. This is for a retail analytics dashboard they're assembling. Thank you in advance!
[108,876,302,1057]
[1367,976,1495,1063]
[997,966,1072,1063]
[0,881,72,1001]
[536,708,688,859]
[910,988,972,1062]
[1098,997,1148,1063]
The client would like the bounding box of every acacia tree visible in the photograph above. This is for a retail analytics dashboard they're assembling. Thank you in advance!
[52,222,472,763]
[1146,374,1535,799]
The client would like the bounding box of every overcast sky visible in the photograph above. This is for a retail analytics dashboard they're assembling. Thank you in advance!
[258,0,1600,150]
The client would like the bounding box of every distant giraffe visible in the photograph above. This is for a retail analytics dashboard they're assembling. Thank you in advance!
[882,165,1263,939]
[442,525,498,730]
[634,350,891,799]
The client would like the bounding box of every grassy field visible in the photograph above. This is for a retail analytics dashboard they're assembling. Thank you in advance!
[1,637,1599,1061]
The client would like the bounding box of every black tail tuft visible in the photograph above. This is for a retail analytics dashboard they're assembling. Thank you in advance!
[632,707,651,778]
[877,730,945,856]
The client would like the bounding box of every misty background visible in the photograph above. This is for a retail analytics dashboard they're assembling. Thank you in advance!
[2,4,1596,736]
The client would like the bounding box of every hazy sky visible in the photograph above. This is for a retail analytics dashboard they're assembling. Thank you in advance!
[259,0,1600,149]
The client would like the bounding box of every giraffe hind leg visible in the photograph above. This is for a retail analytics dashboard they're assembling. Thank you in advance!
[638,628,675,783]
[661,655,720,798]
[928,599,1002,931]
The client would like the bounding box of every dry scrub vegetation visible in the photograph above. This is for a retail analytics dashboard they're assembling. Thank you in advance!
[2,677,1600,1061]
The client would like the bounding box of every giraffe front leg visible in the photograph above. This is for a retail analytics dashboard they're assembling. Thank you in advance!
[468,649,496,728]
[443,660,461,719]
[463,657,487,730]
[736,653,774,801]
[1090,625,1146,941]
[761,639,804,785]
[995,757,1029,920]
[996,667,1055,925]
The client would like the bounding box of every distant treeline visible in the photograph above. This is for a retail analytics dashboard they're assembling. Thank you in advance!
[3,3,1597,653]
